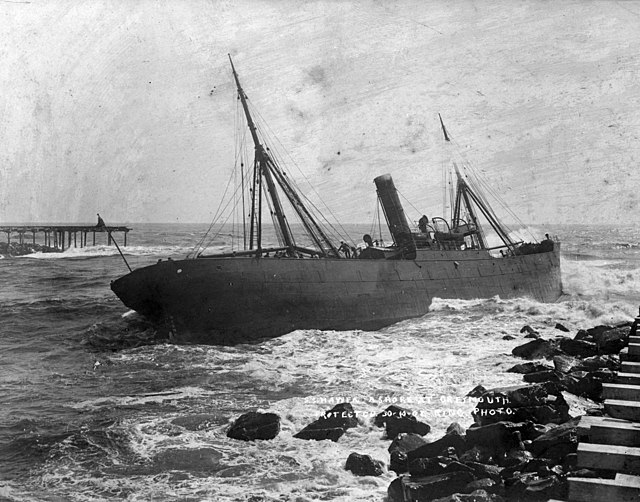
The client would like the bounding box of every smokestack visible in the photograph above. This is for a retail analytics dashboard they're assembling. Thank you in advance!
[374,174,416,257]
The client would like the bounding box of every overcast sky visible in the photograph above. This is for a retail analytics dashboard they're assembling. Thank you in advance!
[1,0,639,225]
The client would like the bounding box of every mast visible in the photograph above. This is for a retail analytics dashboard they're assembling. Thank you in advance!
[229,55,295,253]
[453,164,486,249]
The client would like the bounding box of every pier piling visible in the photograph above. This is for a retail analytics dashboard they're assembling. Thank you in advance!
[0,225,131,253]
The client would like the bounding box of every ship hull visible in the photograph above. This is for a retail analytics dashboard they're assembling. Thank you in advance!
[110,246,562,344]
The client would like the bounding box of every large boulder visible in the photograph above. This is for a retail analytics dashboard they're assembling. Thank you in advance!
[463,462,503,483]
[553,354,580,373]
[344,452,384,476]
[374,405,431,439]
[408,456,475,477]
[505,473,567,501]
[432,489,505,502]
[511,339,558,360]
[529,417,580,461]
[294,402,357,442]
[557,337,598,358]
[591,326,629,354]
[506,362,553,374]
[388,432,428,474]
[575,354,620,371]
[389,472,476,502]
[466,422,535,455]
[407,430,467,461]
[523,370,561,384]
[569,369,616,401]
[226,412,280,441]
[472,384,570,426]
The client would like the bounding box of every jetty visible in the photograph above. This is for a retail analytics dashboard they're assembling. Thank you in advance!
[0,225,131,252]
[551,316,640,502]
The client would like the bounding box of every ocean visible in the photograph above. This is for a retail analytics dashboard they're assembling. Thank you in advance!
[0,223,638,502]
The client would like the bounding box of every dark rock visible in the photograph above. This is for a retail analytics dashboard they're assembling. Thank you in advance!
[500,448,533,468]
[512,339,558,360]
[459,445,494,464]
[521,457,556,475]
[226,412,280,441]
[562,452,578,471]
[524,332,541,339]
[389,450,409,475]
[472,384,570,426]
[522,475,567,501]
[463,461,503,483]
[523,370,561,383]
[559,371,588,395]
[409,457,446,477]
[520,325,539,336]
[502,335,516,340]
[464,478,498,494]
[294,402,357,442]
[294,426,344,442]
[585,324,615,337]
[408,456,474,477]
[506,362,553,374]
[574,329,592,341]
[344,452,384,476]
[591,326,629,354]
[557,337,598,358]
[389,433,428,474]
[397,472,475,501]
[555,323,570,332]
[408,430,467,461]
[389,432,429,454]
[374,405,431,439]
[387,476,404,502]
[467,385,488,397]
[575,354,620,371]
[568,370,616,401]
[530,418,579,461]
[553,354,579,373]
[466,422,532,452]
[432,490,505,502]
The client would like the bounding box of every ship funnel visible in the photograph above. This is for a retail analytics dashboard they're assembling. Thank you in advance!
[374,174,416,258]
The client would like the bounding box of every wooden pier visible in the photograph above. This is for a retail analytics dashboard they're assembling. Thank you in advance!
[0,225,131,251]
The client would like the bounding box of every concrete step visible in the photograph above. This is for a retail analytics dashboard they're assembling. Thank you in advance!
[629,343,640,356]
[568,476,640,502]
[578,415,634,436]
[620,348,640,362]
[577,442,640,473]
[629,336,640,345]
[617,372,640,386]
[590,421,640,446]
[602,383,640,401]
[621,361,640,374]
[616,473,640,486]
[605,399,640,421]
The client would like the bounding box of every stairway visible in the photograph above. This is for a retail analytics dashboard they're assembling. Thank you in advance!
[550,331,640,501]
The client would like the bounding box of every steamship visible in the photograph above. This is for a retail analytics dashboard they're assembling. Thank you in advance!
[110,56,562,344]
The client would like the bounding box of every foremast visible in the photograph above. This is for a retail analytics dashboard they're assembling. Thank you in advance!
[228,55,340,258]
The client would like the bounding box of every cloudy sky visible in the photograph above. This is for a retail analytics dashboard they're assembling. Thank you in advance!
[1,0,639,225]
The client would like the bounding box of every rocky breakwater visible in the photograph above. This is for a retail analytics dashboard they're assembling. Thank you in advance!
[384,320,633,502]
[222,321,633,501]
